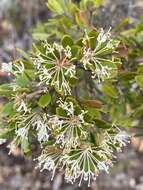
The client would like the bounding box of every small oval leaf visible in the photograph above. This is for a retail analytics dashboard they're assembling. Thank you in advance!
[62,35,74,47]
[38,93,51,108]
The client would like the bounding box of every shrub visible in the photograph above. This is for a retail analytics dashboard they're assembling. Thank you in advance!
[1,0,143,186]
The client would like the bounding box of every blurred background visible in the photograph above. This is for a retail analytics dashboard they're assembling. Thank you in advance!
[0,0,143,189]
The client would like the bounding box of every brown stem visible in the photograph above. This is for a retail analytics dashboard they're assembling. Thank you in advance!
[26,89,45,100]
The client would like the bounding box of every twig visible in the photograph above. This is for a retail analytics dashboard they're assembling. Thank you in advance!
[26,89,45,100]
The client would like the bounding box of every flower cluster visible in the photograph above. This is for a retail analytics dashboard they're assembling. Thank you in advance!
[81,29,118,82]
[48,99,87,149]
[36,133,130,186]
[35,146,63,180]
[33,42,76,95]
[8,111,50,154]
[35,100,130,186]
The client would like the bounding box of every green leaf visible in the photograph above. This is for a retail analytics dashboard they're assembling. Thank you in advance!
[38,93,51,108]
[102,83,118,99]
[2,102,14,117]
[21,139,31,156]
[16,48,29,59]
[62,16,72,29]
[47,0,65,14]
[137,66,143,74]
[86,108,101,121]
[16,74,30,88]
[56,107,67,117]
[32,32,49,40]
[62,35,74,47]
[0,83,13,97]
[94,119,112,129]
[69,77,77,86]
[80,0,103,9]
[118,118,133,128]
[25,69,35,80]
[87,30,98,49]
[135,75,143,90]
[71,45,80,57]
[119,71,137,80]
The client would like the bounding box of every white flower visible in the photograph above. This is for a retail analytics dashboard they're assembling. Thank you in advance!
[33,55,44,70]
[65,46,72,58]
[39,67,52,84]
[97,162,109,173]
[7,140,18,155]
[42,159,55,171]
[91,62,112,82]
[114,131,130,146]
[97,28,111,45]
[56,134,65,144]
[14,112,50,145]
[64,147,100,187]
[48,116,63,129]
[17,100,29,113]
[57,98,74,116]
[35,146,62,180]
[36,120,49,143]
[102,127,130,155]
[1,62,12,73]
[14,61,25,74]
[82,47,112,82]
[16,127,29,139]
[49,100,87,149]
[82,29,94,45]
[81,28,117,82]
[31,114,51,143]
